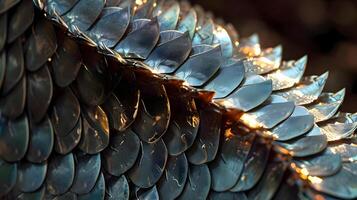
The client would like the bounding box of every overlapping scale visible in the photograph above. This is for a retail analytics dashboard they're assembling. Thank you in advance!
[309,166,357,199]
[7,0,33,43]
[71,152,101,194]
[271,106,314,141]
[266,56,307,91]
[1,39,24,95]
[245,45,282,75]
[192,18,215,46]
[128,139,168,188]
[79,105,109,154]
[0,0,355,199]
[274,125,328,157]
[307,89,345,123]
[132,83,170,143]
[0,13,7,51]
[209,129,255,191]
[46,0,79,16]
[237,34,261,57]
[319,114,357,141]
[247,156,288,200]
[177,7,197,38]
[27,65,53,123]
[74,65,106,106]
[102,94,133,132]
[133,0,155,20]
[213,25,234,58]
[51,36,82,87]
[62,0,105,32]
[103,129,140,176]
[108,70,141,131]
[344,162,357,176]
[133,185,159,200]
[218,75,272,112]
[46,153,75,195]
[292,150,342,177]
[204,59,245,99]
[275,72,329,105]
[16,186,46,200]
[230,139,271,192]
[0,114,29,162]
[163,94,199,156]
[77,172,105,200]
[186,105,222,165]
[115,17,160,59]
[241,95,295,129]
[54,115,82,154]
[329,143,357,162]
[26,116,54,163]
[87,6,130,47]
[157,153,188,200]
[25,18,57,71]
[175,44,222,86]
[74,47,120,106]
[50,87,80,137]
[155,1,180,31]
[17,161,47,192]
[0,74,26,119]
[105,76,140,131]
[145,30,192,73]
[0,159,17,197]
[178,164,211,200]
[105,175,129,200]
[348,113,357,122]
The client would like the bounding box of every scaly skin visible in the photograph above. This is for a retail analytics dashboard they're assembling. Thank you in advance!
[0,0,356,199]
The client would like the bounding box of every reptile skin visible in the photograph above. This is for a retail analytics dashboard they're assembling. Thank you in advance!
[0,0,356,199]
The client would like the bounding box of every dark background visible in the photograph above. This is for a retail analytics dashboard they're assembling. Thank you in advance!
[189,0,357,112]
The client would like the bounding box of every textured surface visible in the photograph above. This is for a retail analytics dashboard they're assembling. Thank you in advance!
[0,0,356,199]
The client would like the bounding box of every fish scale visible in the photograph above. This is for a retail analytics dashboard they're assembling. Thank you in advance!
[0,0,356,199]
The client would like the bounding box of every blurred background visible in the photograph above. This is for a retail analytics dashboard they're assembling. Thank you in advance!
[189,0,357,112]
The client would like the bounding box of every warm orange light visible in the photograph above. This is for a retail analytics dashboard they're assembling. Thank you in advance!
[240,113,263,129]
